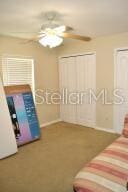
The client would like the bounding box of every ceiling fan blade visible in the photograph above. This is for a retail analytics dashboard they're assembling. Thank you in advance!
[20,37,39,44]
[38,33,46,38]
[62,32,91,41]
[65,26,73,31]
[24,33,46,42]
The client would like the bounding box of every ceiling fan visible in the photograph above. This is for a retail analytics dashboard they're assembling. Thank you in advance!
[27,12,91,48]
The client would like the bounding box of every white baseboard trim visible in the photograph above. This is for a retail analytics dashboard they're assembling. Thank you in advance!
[40,119,61,128]
[40,119,117,134]
[77,123,117,134]
[60,120,117,134]
[93,126,117,134]
[65,121,116,134]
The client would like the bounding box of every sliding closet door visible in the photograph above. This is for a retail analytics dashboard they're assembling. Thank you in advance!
[59,57,77,123]
[76,54,96,127]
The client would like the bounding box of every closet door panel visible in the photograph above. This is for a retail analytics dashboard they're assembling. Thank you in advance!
[66,57,77,123]
[114,50,128,133]
[59,58,68,121]
[76,56,87,125]
[76,54,96,127]
[59,54,96,127]
[85,55,96,126]
[59,57,76,123]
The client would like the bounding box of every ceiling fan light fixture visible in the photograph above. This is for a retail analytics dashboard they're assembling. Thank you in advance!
[39,34,63,48]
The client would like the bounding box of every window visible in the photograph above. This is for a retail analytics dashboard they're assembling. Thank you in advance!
[2,56,35,93]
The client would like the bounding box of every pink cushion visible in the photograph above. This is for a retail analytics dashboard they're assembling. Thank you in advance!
[123,114,128,137]
[73,136,128,192]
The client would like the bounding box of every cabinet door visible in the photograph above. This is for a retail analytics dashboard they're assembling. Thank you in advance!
[59,57,77,123]
[76,54,96,127]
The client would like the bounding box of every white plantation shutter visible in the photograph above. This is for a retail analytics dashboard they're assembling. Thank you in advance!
[2,57,35,93]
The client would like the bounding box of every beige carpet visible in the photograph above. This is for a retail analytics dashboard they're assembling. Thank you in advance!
[0,122,119,192]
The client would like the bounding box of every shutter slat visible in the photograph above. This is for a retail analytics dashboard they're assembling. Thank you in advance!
[2,57,35,94]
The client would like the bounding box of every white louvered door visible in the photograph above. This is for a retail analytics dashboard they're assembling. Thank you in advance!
[59,53,96,127]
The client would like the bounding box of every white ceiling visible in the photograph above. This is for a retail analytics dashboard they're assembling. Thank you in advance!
[0,0,128,39]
